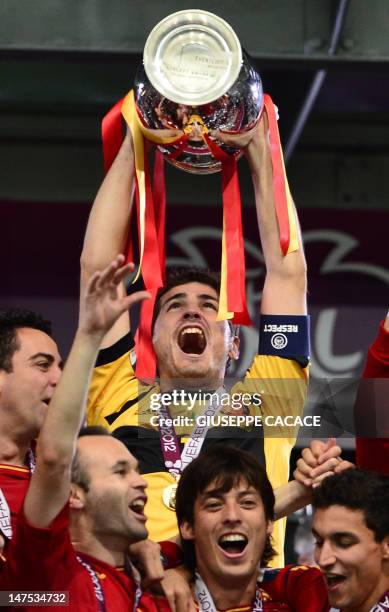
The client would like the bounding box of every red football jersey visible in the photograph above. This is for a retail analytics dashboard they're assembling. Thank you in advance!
[193,565,329,611]
[355,321,389,473]
[261,564,329,611]
[0,503,169,611]
[0,463,30,538]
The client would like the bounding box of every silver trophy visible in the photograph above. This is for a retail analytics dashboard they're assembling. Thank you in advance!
[134,9,263,174]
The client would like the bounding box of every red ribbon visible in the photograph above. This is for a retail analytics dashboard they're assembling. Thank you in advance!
[153,150,167,274]
[203,134,252,326]
[166,134,190,160]
[101,96,267,379]
[263,94,290,255]
[101,97,135,264]
[133,149,167,380]
[102,98,125,173]
[133,151,167,380]
[102,100,168,379]
[222,157,252,325]
[135,287,159,381]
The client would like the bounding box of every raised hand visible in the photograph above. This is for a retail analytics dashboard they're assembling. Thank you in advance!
[294,438,354,488]
[209,122,260,149]
[129,539,164,586]
[158,566,195,612]
[209,109,270,151]
[80,254,150,338]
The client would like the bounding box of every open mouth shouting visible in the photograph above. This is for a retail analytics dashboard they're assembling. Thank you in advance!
[218,533,248,558]
[325,573,347,592]
[129,496,147,522]
[178,326,207,355]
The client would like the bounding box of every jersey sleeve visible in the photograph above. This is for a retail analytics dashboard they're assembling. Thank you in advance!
[241,355,308,568]
[285,565,329,612]
[86,331,138,431]
[246,354,308,438]
[355,320,389,473]
[0,504,76,591]
[263,565,329,612]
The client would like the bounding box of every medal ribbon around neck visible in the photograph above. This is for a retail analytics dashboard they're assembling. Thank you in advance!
[0,489,12,540]
[158,387,225,508]
[195,572,264,612]
[76,555,142,612]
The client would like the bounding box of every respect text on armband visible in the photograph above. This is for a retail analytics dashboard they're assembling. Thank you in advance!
[263,324,299,333]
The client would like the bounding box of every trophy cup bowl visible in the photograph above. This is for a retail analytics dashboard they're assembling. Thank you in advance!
[134,9,263,174]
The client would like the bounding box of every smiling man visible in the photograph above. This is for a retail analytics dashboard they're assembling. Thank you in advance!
[0,257,168,610]
[0,309,63,539]
[82,115,311,566]
[175,445,329,611]
[312,468,389,612]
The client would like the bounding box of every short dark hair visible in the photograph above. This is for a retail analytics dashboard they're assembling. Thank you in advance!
[71,426,111,491]
[175,445,276,573]
[0,309,52,373]
[152,267,221,329]
[312,468,389,542]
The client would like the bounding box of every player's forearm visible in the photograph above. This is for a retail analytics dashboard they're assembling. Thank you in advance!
[81,133,135,278]
[37,329,104,468]
[245,128,307,283]
[274,480,311,520]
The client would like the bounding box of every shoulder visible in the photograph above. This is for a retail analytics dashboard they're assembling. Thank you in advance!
[95,330,136,368]
[1,504,76,590]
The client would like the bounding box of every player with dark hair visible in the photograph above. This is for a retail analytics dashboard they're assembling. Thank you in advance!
[81,115,317,570]
[0,256,169,611]
[0,309,52,373]
[0,308,62,540]
[312,468,389,612]
[0,307,172,592]
[175,445,329,611]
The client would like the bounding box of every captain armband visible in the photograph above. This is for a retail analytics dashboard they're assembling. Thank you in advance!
[258,315,310,358]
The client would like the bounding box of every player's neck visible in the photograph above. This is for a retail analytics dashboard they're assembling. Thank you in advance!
[0,430,31,467]
[72,528,126,568]
[198,570,257,611]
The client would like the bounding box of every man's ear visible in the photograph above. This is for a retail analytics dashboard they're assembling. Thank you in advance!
[381,535,389,560]
[69,483,86,510]
[0,370,7,394]
[266,520,274,538]
[228,335,240,361]
[180,521,195,541]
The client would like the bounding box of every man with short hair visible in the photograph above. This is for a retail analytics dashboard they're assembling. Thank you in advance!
[81,115,312,565]
[0,308,167,590]
[175,444,329,611]
[0,256,168,610]
[0,309,62,537]
[312,468,389,612]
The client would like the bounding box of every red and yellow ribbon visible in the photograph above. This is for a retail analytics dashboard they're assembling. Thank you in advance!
[101,90,298,378]
[263,95,299,255]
